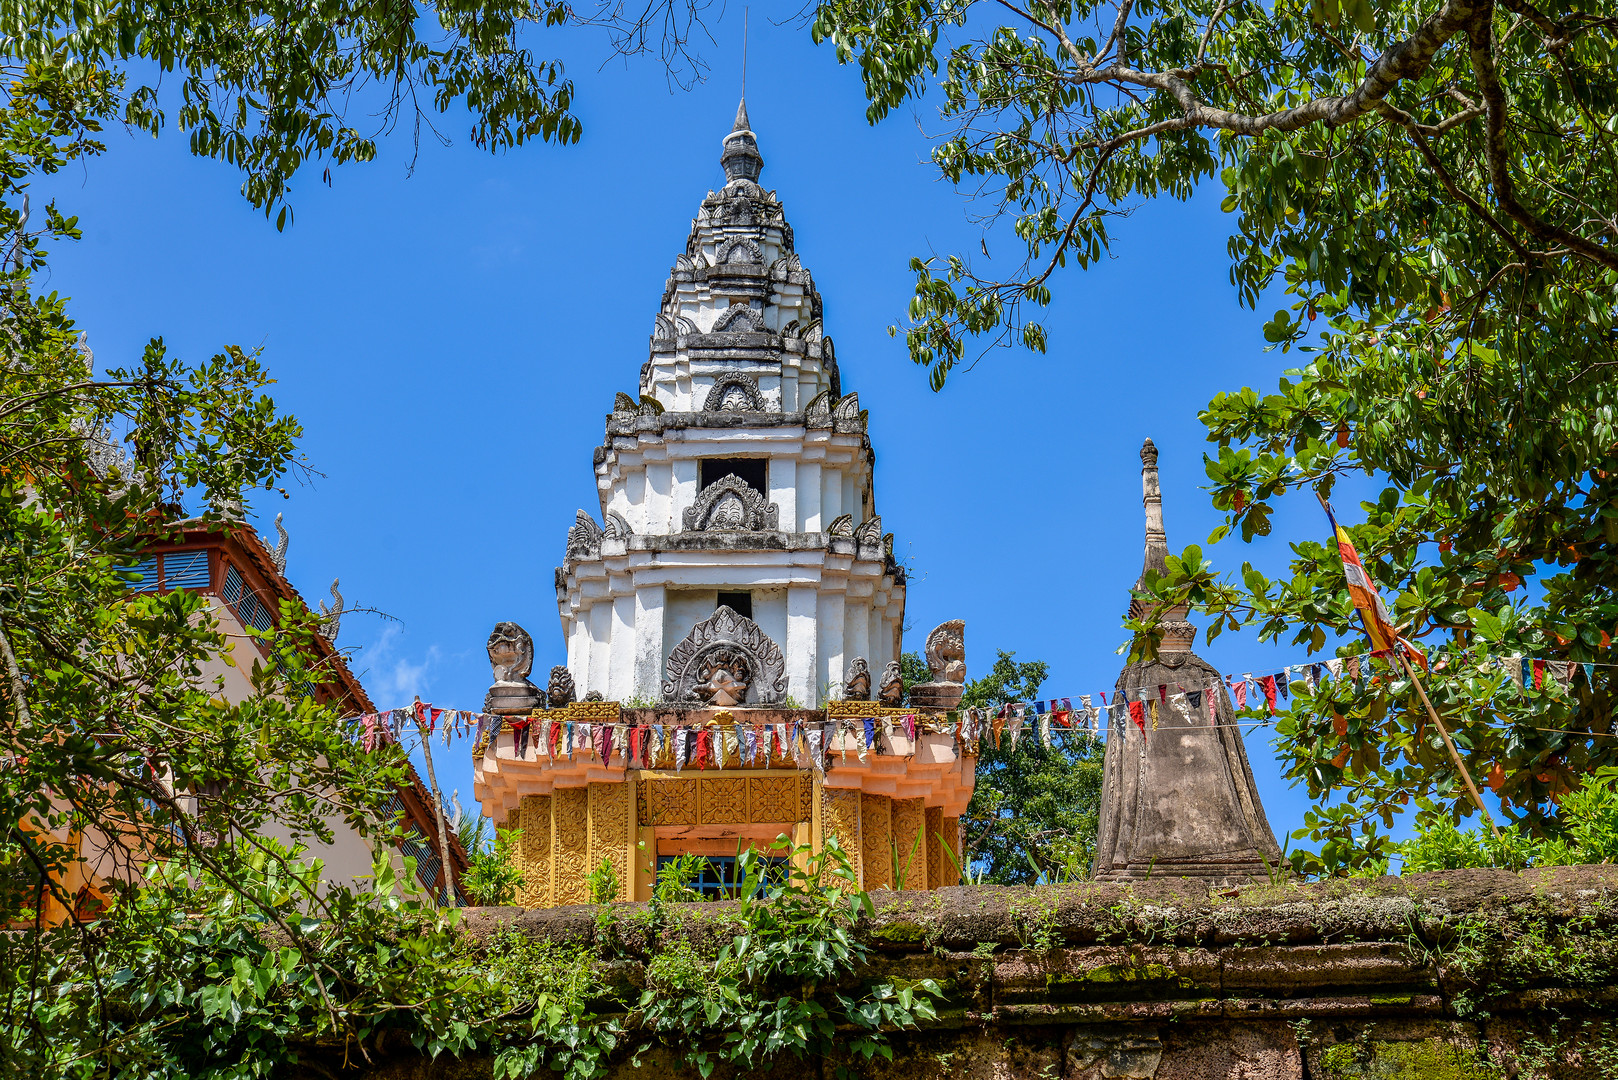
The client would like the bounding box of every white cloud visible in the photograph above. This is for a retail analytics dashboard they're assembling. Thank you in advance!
[362,625,443,706]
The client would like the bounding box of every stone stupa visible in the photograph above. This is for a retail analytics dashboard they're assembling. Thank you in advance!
[1092,438,1284,884]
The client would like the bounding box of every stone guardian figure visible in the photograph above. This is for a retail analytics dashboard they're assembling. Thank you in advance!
[1093,440,1284,885]
[843,657,871,701]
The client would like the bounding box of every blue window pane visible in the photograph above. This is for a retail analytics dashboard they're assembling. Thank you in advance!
[162,550,211,589]
[125,557,159,592]
[656,855,787,898]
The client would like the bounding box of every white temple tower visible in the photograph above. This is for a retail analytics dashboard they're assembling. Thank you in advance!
[554,103,907,707]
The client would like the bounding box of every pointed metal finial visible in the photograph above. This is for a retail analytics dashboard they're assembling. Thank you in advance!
[720,97,763,182]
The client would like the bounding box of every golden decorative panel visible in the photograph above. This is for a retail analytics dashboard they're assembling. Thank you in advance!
[699,778,748,824]
[635,780,649,827]
[860,793,892,891]
[925,805,945,891]
[821,787,862,880]
[747,776,800,823]
[798,775,814,822]
[518,794,552,907]
[941,815,962,883]
[505,700,621,730]
[589,782,631,891]
[646,779,697,825]
[825,701,912,719]
[552,787,590,904]
[892,798,926,891]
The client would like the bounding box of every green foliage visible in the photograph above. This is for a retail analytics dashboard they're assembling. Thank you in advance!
[634,837,943,1078]
[808,0,1618,859]
[2,0,586,226]
[960,650,1104,884]
[464,827,527,907]
[586,856,621,904]
[1399,769,1618,873]
[650,849,707,904]
[0,5,637,1057]
[0,49,414,937]
[899,649,931,704]
[0,840,619,1079]
[2,835,938,1077]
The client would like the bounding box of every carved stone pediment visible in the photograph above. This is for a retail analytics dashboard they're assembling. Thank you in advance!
[702,374,767,412]
[662,605,787,705]
[804,390,833,418]
[712,305,764,333]
[682,476,779,532]
[854,515,883,548]
[566,510,603,559]
[718,237,763,264]
[826,514,853,539]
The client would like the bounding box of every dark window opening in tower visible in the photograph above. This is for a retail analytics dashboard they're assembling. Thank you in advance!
[716,591,753,619]
[700,458,767,496]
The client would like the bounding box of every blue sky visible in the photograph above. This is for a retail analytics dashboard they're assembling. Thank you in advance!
[40,12,1389,847]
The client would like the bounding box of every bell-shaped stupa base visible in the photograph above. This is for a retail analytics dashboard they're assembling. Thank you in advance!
[1093,439,1284,886]
[1094,653,1282,885]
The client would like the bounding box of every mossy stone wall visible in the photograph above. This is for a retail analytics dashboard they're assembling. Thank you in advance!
[316,866,1618,1079]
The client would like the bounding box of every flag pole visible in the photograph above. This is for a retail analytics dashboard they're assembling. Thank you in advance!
[414,695,459,905]
[1314,489,1500,838]
[1393,649,1501,839]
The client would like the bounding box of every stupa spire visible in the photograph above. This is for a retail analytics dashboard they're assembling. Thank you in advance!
[1138,437,1168,586]
[720,98,763,183]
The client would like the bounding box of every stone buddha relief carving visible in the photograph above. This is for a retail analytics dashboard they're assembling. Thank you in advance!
[682,475,779,532]
[693,645,752,707]
[663,605,787,705]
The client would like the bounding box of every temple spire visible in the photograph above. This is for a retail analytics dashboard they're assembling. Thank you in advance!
[721,99,763,183]
[1137,437,1168,587]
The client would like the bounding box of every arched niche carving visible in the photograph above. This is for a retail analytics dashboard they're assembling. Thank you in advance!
[702,374,767,413]
[681,475,779,532]
[717,237,763,264]
[662,605,787,705]
[712,305,763,333]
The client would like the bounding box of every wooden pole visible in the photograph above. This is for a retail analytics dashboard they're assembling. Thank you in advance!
[1394,651,1500,839]
[413,696,458,905]
[1317,490,1500,839]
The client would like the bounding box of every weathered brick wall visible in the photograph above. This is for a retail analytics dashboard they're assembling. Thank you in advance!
[337,865,1618,1080]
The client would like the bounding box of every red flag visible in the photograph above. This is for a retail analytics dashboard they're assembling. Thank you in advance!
[1260,675,1278,714]
[1128,699,1146,732]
